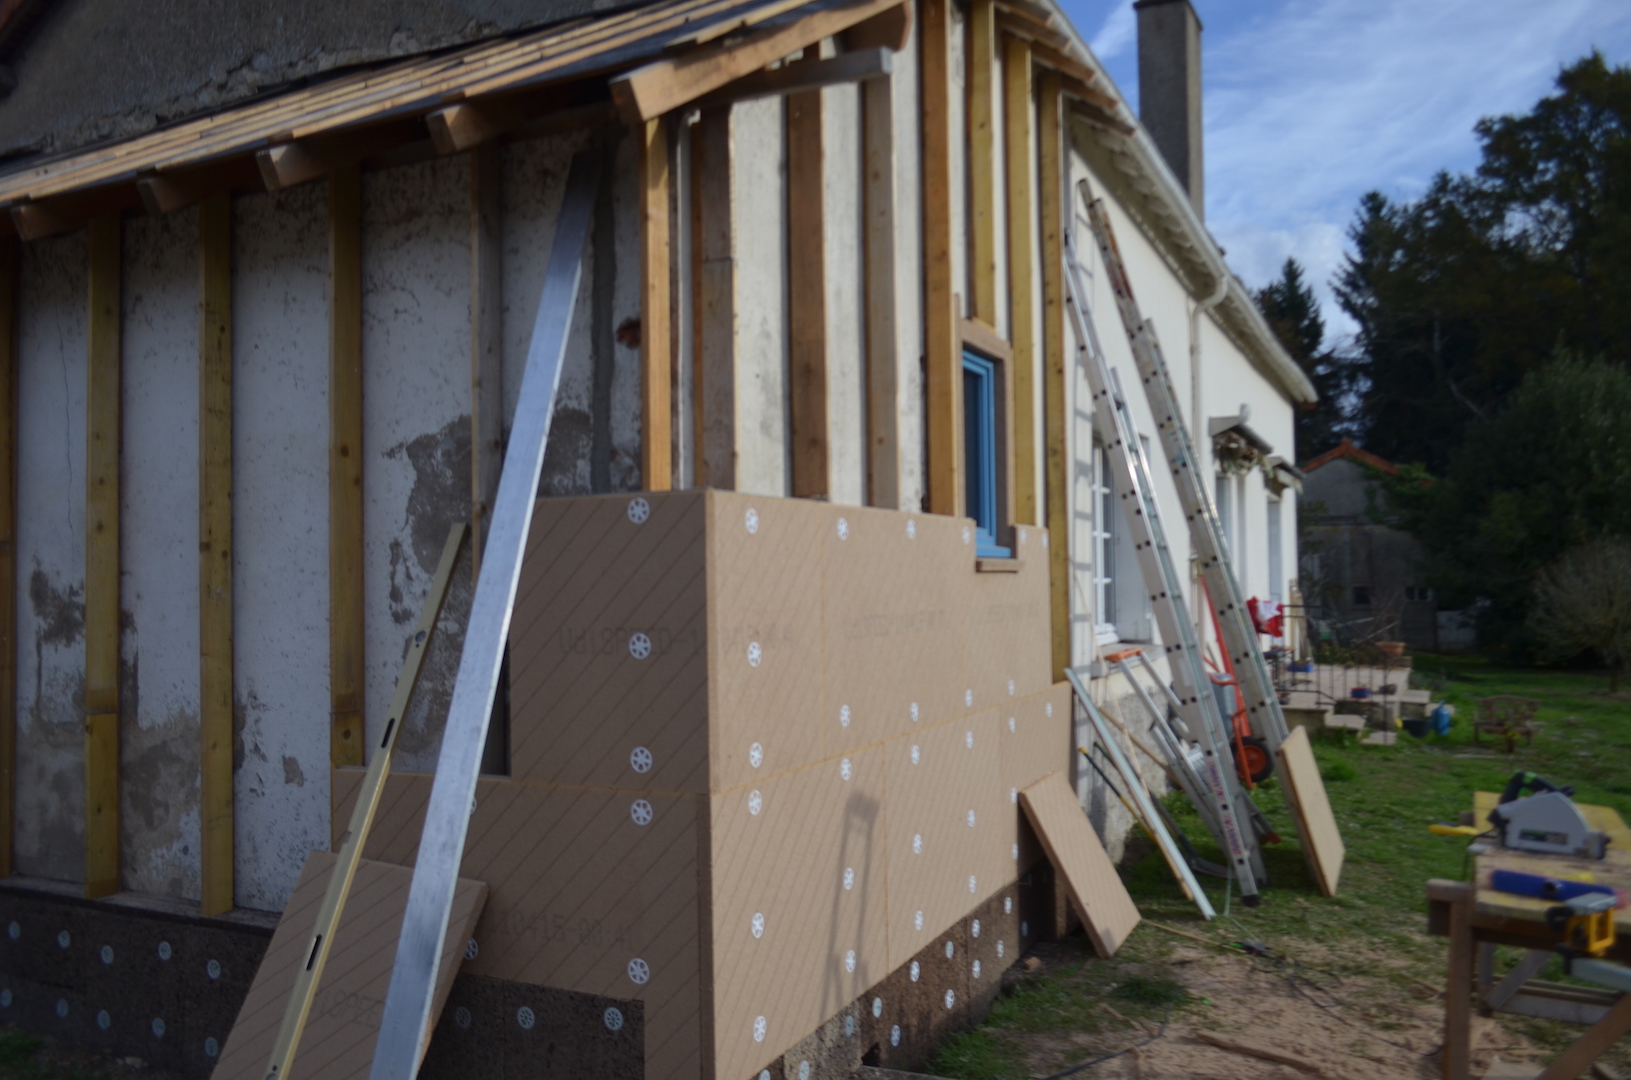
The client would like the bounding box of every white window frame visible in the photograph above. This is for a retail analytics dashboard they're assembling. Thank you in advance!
[1092,444,1118,645]
[1267,493,1283,604]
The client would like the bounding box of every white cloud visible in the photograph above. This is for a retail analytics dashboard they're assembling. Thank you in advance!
[1090,1,1136,61]
[1192,0,1631,347]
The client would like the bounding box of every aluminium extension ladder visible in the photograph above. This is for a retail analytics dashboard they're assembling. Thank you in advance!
[1060,205,1270,903]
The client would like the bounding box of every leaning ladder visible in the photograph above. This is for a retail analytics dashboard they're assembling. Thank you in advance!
[1060,213,1268,903]
[1076,179,1292,754]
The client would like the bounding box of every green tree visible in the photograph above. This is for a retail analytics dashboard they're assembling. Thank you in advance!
[1394,358,1631,652]
[1336,52,1631,472]
[1254,258,1354,461]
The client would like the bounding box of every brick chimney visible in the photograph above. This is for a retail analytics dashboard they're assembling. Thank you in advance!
[1134,0,1204,218]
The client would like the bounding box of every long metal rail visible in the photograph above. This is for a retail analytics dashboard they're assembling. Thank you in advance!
[369,147,603,1080]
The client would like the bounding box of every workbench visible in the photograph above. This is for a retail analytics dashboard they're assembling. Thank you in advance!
[1427,794,1631,1080]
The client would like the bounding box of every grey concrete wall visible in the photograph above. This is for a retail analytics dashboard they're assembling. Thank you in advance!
[230,183,333,911]
[0,0,608,160]
[120,209,203,900]
[14,232,88,884]
[824,79,867,508]
[732,98,792,498]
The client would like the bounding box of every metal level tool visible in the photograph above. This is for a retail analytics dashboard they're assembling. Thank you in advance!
[369,147,603,1080]
[1061,215,1267,903]
[263,523,466,1080]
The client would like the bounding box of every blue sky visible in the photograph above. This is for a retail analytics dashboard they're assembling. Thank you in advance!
[1056,0,1631,347]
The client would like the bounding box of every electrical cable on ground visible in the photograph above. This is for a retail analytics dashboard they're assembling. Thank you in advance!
[1030,1006,1171,1079]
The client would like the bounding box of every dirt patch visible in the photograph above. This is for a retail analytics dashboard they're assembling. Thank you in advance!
[975,934,1548,1080]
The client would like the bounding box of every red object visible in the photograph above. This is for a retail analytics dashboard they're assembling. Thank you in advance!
[1248,597,1284,638]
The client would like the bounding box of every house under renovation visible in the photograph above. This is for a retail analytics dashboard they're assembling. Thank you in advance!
[0,0,1321,1075]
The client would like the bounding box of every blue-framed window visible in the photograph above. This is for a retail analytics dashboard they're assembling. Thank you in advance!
[963,351,1010,557]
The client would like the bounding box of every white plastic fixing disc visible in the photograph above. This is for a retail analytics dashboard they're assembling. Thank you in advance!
[845,950,855,972]
[872,997,883,1018]
[748,742,763,768]
[914,911,924,931]
[891,1024,901,1046]
[630,746,653,773]
[748,789,763,815]
[944,989,956,1009]
[630,799,654,826]
[604,1006,624,1031]
[751,912,766,939]
[627,958,650,984]
[628,632,652,660]
[753,1015,767,1043]
[843,867,855,890]
[965,689,974,707]
[626,497,650,523]
[973,960,982,979]
[910,745,920,765]
[837,517,849,540]
[1004,897,1013,914]
[840,757,852,781]
[745,508,759,533]
[517,1006,535,1030]
[972,919,981,938]
[910,960,920,981]
[747,641,762,667]
[945,941,954,958]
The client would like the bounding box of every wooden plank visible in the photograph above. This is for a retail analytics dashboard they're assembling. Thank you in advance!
[609,0,905,123]
[470,145,503,573]
[261,524,465,1080]
[959,316,1011,363]
[860,62,898,509]
[691,45,891,110]
[1019,771,1140,957]
[0,238,16,878]
[198,192,235,916]
[787,53,828,499]
[1067,97,1136,139]
[1004,35,1038,526]
[1538,1003,1631,1080]
[213,853,487,1080]
[329,167,365,769]
[640,118,674,492]
[839,1,912,51]
[1277,725,1344,897]
[921,0,960,516]
[693,106,735,490]
[12,185,144,243]
[137,158,264,216]
[993,10,1072,53]
[84,215,121,900]
[966,0,997,325]
[1194,1032,1326,1076]
[1038,71,1067,680]
[1430,878,1475,1080]
[257,120,425,191]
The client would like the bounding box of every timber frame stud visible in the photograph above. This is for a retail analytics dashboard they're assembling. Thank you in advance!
[640,117,673,492]
[1004,35,1038,526]
[922,0,961,517]
[787,51,829,500]
[1039,71,1069,680]
[329,167,365,769]
[85,215,121,899]
[199,192,234,916]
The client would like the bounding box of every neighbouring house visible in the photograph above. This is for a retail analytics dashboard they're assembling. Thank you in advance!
[0,0,1314,1076]
[1298,439,1453,653]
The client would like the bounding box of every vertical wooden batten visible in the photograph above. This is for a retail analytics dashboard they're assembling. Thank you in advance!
[921,0,960,516]
[470,144,503,575]
[329,166,365,769]
[0,238,16,879]
[787,55,829,499]
[1004,36,1037,525]
[84,215,121,899]
[693,106,736,491]
[861,61,900,509]
[966,0,998,326]
[198,192,234,916]
[1038,71,1068,680]
[640,117,674,492]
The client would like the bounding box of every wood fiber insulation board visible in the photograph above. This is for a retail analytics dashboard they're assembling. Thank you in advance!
[883,710,1009,971]
[509,492,710,792]
[998,684,1072,864]
[212,852,486,1080]
[707,747,888,1080]
[706,492,828,790]
[1277,726,1344,897]
[964,527,1052,712]
[331,772,702,1080]
[1018,772,1140,958]
[822,506,972,756]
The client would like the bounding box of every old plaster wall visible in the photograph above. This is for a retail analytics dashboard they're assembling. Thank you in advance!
[119,209,203,900]
[231,183,333,911]
[823,78,866,508]
[732,98,791,498]
[358,155,474,774]
[889,21,926,513]
[13,232,88,884]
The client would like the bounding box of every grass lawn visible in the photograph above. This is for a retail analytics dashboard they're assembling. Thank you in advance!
[930,654,1631,1078]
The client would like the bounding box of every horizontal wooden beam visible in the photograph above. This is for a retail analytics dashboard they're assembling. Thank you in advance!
[257,119,424,191]
[1027,40,1118,109]
[692,46,892,110]
[994,0,1057,30]
[961,316,1012,364]
[1059,73,1124,120]
[136,157,264,216]
[839,1,912,51]
[426,96,617,155]
[10,184,142,241]
[994,9,1074,53]
[1069,97,1135,137]
[610,0,904,123]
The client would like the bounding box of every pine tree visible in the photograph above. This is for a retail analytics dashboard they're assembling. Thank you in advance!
[1254,258,1352,461]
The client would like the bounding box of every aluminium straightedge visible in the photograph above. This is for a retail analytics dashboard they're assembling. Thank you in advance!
[1060,220,1266,903]
[368,148,604,1080]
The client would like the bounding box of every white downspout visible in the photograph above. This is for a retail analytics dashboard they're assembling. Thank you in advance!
[1190,272,1228,647]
